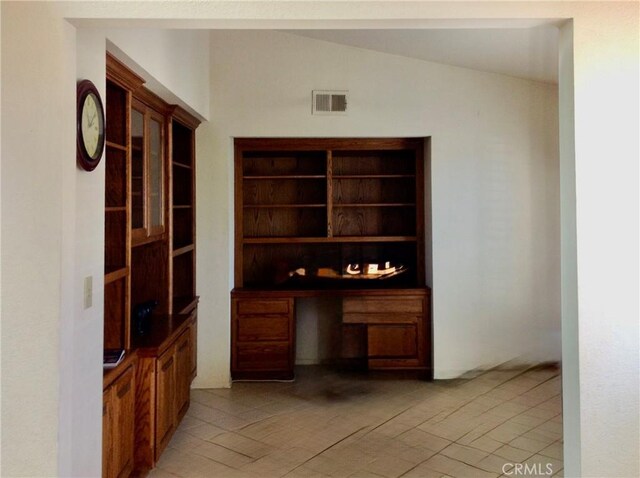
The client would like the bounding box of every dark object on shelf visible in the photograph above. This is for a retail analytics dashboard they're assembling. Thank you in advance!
[132,300,158,336]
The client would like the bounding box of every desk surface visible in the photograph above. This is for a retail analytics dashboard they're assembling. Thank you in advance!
[231,287,430,299]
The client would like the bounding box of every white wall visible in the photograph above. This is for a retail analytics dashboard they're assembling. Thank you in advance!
[1,3,210,475]
[105,28,210,119]
[198,29,560,376]
[1,2,638,478]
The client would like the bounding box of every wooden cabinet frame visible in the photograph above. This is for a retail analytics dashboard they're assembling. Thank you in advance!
[231,138,432,380]
[103,53,200,477]
[131,98,167,245]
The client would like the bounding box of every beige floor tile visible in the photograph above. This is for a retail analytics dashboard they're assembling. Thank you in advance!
[363,454,416,478]
[154,365,563,478]
[485,421,533,443]
[211,431,275,459]
[440,443,489,466]
[191,440,256,468]
[508,436,551,454]
[397,428,451,452]
[539,441,563,460]
[492,444,534,463]
[468,435,504,453]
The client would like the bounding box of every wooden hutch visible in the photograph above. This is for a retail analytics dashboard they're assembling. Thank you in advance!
[231,138,432,380]
[102,53,199,478]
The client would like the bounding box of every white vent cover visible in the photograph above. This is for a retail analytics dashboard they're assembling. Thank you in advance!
[312,90,348,115]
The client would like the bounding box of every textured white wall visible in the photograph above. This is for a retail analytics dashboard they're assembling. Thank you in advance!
[1,2,75,475]
[0,2,637,478]
[106,28,210,119]
[198,30,560,377]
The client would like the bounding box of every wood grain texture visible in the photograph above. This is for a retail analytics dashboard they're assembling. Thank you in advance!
[234,138,426,288]
[134,357,156,471]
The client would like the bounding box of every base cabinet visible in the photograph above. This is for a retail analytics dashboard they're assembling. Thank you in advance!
[103,364,135,478]
[342,293,429,370]
[231,290,431,380]
[231,297,295,380]
[135,314,196,472]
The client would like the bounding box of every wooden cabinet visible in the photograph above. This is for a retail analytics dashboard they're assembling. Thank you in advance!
[231,297,295,380]
[342,293,429,370]
[103,362,136,478]
[234,138,425,289]
[231,138,432,379]
[104,54,200,476]
[155,347,176,456]
[134,314,196,470]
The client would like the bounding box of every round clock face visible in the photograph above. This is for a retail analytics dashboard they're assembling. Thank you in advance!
[77,79,105,171]
[81,92,103,159]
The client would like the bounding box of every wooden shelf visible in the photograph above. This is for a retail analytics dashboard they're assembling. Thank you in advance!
[105,267,129,284]
[106,206,127,212]
[333,174,415,179]
[172,296,199,315]
[106,141,128,152]
[235,138,426,289]
[243,204,326,209]
[172,244,195,257]
[172,161,192,170]
[333,203,415,208]
[243,175,326,180]
[173,205,192,210]
[243,236,417,244]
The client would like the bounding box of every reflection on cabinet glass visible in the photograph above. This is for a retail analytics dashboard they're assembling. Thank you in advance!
[131,99,165,244]
[149,116,163,230]
[131,108,144,230]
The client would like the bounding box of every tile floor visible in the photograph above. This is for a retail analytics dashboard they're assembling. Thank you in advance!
[150,363,563,478]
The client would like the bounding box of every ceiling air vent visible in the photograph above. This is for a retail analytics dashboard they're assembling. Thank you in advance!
[312,90,348,115]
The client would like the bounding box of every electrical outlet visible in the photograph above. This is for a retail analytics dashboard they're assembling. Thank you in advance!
[84,276,93,309]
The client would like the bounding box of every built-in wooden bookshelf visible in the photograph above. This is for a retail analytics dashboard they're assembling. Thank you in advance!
[231,138,430,380]
[234,138,425,289]
[103,53,200,477]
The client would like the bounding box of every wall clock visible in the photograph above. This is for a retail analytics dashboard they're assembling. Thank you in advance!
[77,79,105,171]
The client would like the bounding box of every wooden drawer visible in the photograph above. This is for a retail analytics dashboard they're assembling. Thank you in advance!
[236,298,291,316]
[343,313,418,325]
[368,324,418,358]
[235,343,291,370]
[342,296,424,315]
[236,315,290,342]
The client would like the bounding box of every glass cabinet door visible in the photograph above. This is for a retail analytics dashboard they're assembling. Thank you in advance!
[148,114,164,234]
[131,108,145,233]
[130,99,165,244]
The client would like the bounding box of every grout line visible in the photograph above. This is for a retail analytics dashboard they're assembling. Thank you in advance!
[281,425,371,477]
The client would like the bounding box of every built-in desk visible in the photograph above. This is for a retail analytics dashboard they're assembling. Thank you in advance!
[231,288,432,380]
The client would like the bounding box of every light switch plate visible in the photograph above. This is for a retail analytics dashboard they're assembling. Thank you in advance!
[84,276,93,309]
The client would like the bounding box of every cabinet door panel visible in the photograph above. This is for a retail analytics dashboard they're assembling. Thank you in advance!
[368,325,418,358]
[189,314,197,381]
[113,367,135,478]
[156,349,176,457]
[175,331,191,420]
[148,113,164,234]
[102,392,113,478]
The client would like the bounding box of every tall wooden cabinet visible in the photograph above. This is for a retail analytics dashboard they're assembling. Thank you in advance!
[232,138,432,380]
[103,53,200,477]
